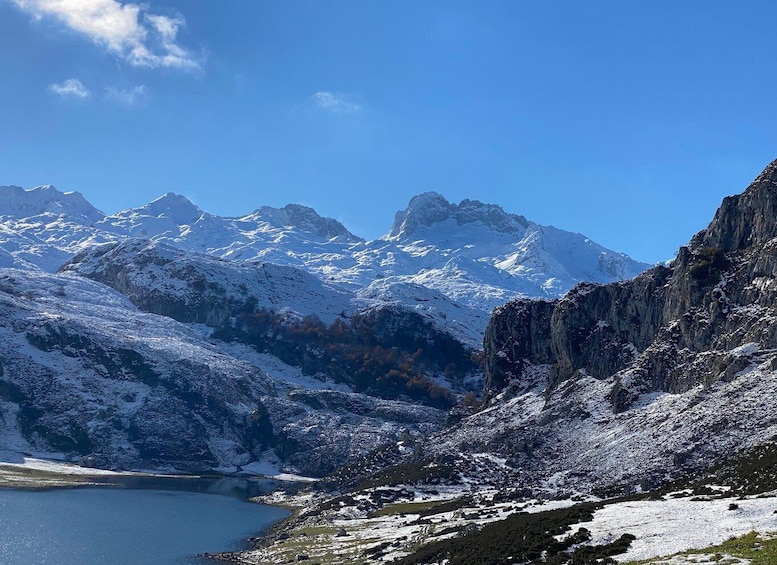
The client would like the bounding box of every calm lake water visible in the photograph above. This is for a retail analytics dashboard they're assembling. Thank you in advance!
[0,477,290,565]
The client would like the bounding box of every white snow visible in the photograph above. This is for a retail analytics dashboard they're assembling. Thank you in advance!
[0,186,650,344]
[575,496,777,561]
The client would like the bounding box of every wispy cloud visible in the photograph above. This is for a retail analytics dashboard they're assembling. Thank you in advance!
[312,91,362,113]
[106,84,145,105]
[49,77,90,98]
[11,0,201,71]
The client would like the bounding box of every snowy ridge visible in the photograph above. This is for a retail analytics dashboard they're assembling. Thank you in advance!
[0,185,650,327]
[61,239,487,347]
[0,185,104,224]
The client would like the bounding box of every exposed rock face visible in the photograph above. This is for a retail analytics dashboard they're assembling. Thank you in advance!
[425,158,777,495]
[387,192,530,239]
[485,159,777,407]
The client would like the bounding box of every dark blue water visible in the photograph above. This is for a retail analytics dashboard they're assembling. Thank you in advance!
[0,479,289,565]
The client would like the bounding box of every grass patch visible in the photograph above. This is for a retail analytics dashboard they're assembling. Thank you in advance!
[0,465,96,489]
[625,532,777,564]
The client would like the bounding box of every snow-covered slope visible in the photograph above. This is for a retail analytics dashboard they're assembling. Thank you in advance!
[60,239,488,348]
[0,186,650,327]
[417,157,777,496]
[0,186,111,271]
[0,185,103,224]
[0,268,445,475]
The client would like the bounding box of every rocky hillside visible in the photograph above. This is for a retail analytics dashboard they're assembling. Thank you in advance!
[60,239,483,405]
[0,268,446,476]
[424,158,777,496]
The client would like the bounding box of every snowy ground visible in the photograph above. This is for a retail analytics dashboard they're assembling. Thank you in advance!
[220,485,777,564]
[578,492,777,562]
[0,455,120,476]
[0,454,147,489]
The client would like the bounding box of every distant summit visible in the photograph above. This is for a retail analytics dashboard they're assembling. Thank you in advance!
[386,192,529,239]
[244,203,362,242]
[0,185,651,323]
[138,193,204,225]
[0,185,105,224]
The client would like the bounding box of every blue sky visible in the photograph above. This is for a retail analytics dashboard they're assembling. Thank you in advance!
[1,1,776,263]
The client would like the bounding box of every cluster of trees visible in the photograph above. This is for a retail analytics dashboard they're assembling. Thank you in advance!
[215,307,479,410]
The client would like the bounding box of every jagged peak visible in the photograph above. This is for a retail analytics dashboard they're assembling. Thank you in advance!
[244,203,362,242]
[387,192,455,238]
[692,157,777,252]
[386,192,529,239]
[0,184,105,222]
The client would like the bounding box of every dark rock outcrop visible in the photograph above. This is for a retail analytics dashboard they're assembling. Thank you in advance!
[484,159,777,409]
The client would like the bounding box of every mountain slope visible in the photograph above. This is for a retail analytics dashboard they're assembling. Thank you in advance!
[0,267,445,475]
[0,186,650,325]
[422,157,777,495]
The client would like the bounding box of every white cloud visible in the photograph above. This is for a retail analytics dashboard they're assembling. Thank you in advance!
[312,91,362,113]
[106,84,145,104]
[49,77,90,98]
[11,0,200,70]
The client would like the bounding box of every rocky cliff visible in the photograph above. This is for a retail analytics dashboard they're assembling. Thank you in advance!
[485,158,777,407]
[417,158,777,496]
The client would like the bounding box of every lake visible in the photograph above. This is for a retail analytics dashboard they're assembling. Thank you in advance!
[0,477,290,565]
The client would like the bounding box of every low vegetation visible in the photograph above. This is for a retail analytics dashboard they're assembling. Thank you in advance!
[216,306,481,409]
[391,503,635,565]
[689,246,729,285]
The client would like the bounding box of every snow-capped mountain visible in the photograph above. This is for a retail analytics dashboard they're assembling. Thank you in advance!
[0,184,103,224]
[0,182,650,476]
[0,185,650,326]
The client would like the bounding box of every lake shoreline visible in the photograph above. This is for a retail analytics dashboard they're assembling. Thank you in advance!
[0,454,304,564]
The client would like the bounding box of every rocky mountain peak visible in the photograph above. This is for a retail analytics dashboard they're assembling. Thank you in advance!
[138,192,203,225]
[0,184,105,224]
[248,203,362,242]
[386,192,529,239]
[387,192,454,239]
[483,157,777,406]
[691,158,777,253]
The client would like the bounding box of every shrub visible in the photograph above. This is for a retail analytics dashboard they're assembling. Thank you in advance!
[214,307,480,409]
[689,247,728,285]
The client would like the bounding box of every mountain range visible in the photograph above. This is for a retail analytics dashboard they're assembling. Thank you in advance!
[214,158,777,564]
[0,185,648,306]
[6,167,777,562]
[0,185,648,477]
